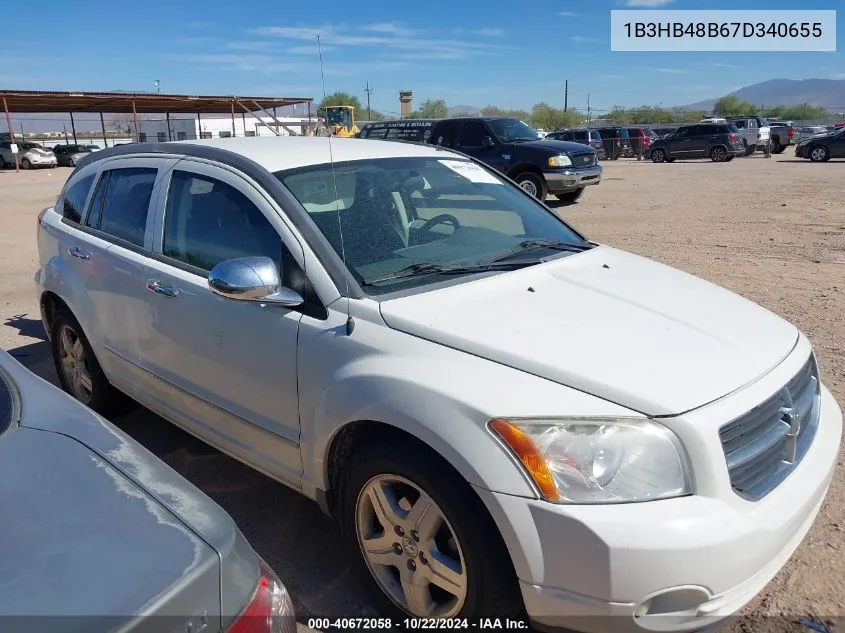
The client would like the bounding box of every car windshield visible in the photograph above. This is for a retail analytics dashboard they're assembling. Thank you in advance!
[487,118,539,142]
[19,143,40,150]
[69,146,91,153]
[276,157,590,295]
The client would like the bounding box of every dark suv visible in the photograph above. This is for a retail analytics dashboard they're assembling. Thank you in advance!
[544,129,606,160]
[647,123,745,163]
[594,127,631,160]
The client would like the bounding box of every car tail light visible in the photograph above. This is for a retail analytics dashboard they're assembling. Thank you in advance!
[728,133,736,141]
[227,561,296,633]
[37,207,48,231]
[788,128,795,137]
[643,136,651,147]
[615,139,620,146]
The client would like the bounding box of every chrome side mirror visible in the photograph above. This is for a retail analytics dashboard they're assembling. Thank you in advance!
[208,257,303,307]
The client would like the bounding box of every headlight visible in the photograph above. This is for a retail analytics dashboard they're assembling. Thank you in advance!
[548,154,572,167]
[489,418,692,504]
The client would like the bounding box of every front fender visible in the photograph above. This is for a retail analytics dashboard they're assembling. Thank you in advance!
[297,309,637,500]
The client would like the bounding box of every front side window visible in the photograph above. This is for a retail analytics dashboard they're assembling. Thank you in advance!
[459,122,487,148]
[163,170,282,272]
[61,174,95,223]
[88,167,157,247]
[277,157,589,295]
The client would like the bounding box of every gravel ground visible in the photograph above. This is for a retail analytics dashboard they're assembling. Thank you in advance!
[1,150,843,632]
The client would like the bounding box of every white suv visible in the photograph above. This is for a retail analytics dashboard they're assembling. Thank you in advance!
[36,137,841,633]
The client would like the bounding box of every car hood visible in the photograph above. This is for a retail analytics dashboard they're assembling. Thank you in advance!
[24,148,54,157]
[799,131,839,143]
[379,246,798,415]
[522,139,594,155]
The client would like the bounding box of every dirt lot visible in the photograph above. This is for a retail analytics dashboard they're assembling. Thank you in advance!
[1,151,843,631]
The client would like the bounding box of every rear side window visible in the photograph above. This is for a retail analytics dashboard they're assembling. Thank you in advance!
[87,167,157,247]
[163,170,282,273]
[62,174,95,223]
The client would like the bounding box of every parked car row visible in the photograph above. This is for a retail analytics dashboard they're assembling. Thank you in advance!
[0,142,103,169]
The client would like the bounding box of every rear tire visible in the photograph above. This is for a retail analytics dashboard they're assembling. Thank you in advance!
[50,306,130,416]
[771,138,782,153]
[513,172,547,201]
[725,155,735,162]
[21,158,31,169]
[338,441,522,623]
[744,144,757,157]
[710,145,728,162]
[556,188,584,204]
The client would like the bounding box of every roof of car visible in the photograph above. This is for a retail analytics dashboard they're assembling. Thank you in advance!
[173,136,450,171]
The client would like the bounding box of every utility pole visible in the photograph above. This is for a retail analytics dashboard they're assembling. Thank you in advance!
[564,80,569,112]
[587,93,591,125]
[364,81,373,120]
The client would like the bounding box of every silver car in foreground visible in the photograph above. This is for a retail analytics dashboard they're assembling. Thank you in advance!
[0,349,295,633]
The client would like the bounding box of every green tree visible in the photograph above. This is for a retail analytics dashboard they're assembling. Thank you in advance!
[318,91,363,112]
[413,99,449,119]
[481,105,531,121]
[713,95,755,117]
[530,102,584,131]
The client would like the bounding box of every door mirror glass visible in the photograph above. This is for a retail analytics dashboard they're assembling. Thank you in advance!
[208,256,303,306]
[481,136,495,148]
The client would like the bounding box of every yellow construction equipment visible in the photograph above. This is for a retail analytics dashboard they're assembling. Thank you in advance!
[319,105,359,137]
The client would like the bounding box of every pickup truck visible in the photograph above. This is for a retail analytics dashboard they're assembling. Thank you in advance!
[767,121,795,153]
[359,117,603,203]
[725,116,771,156]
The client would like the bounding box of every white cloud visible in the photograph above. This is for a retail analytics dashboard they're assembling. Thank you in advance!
[832,72,845,79]
[557,11,578,17]
[649,67,685,74]
[187,20,214,30]
[625,0,674,6]
[471,28,504,37]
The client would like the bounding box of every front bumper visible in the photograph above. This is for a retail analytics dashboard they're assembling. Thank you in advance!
[24,155,57,167]
[795,145,810,158]
[543,165,602,192]
[475,365,841,632]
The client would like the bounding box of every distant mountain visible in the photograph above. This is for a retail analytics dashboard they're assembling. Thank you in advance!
[448,105,481,116]
[683,78,845,112]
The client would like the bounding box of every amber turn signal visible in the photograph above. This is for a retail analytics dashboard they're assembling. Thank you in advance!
[489,419,559,501]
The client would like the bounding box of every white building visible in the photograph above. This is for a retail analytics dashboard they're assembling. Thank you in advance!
[129,115,316,142]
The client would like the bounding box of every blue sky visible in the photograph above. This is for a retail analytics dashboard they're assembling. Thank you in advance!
[1,0,842,116]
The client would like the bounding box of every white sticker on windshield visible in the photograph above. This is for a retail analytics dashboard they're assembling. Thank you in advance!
[438,160,502,185]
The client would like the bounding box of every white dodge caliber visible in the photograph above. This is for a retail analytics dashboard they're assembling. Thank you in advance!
[36,137,841,633]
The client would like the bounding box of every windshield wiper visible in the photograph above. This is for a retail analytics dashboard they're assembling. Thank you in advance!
[362,261,536,286]
[482,239,592,264]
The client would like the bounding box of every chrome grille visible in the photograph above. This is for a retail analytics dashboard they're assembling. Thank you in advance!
[719,356,820,501]
[573,153,596,167]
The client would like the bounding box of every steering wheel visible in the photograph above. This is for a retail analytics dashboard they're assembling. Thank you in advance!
[420,214,461,233]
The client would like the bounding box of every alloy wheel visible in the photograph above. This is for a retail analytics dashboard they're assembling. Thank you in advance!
[518,180,537,197]
[57,324,93,404]
[355,474,468,618]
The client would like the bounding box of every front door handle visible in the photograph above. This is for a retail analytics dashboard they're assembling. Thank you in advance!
[146,279,180,298]
[67,246,91,260]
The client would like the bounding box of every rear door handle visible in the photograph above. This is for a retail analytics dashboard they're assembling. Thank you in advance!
[146,279,180,298]
[67,246,91,260]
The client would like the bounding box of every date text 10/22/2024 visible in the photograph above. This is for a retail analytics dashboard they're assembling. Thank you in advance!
[306,618,530,630]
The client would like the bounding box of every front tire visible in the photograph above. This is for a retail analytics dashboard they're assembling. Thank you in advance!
[556,188,584,204]
[513,172,547,201]
[339,442,521,622]
[809,145,829,162]
[651,148,666,163]
[21,158,31,169]
[50,307,128,416]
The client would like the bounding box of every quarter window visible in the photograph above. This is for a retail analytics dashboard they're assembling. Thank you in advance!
[459,122,487,148]
[61,174,95,223]
[87,167,157,247]
[163,170,282,272]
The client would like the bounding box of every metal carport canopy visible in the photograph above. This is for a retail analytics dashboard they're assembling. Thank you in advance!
[0,90,312,113]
